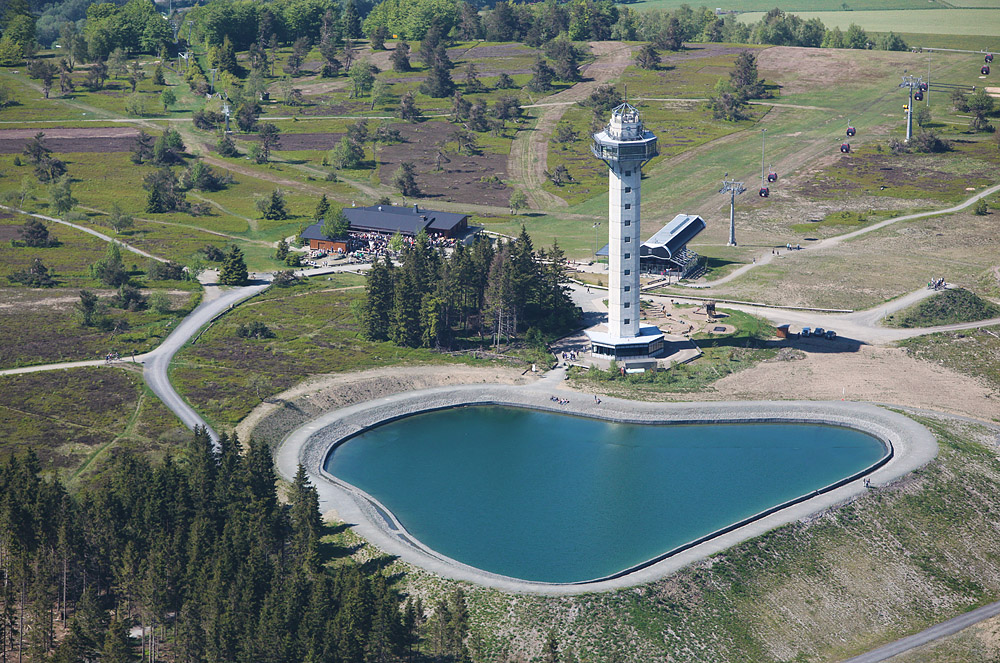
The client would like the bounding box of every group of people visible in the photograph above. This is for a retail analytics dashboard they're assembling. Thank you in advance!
[550,395,571,405]
[560,350,579,362]
[104,351,120,364]
[928,277,947,290]
[336,232,459,263]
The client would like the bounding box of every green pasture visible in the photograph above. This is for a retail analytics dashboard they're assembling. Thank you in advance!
[738,9,1000,37]
[565,49,994,243]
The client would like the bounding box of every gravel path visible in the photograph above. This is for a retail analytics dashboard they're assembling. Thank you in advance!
[685,182,1000,289]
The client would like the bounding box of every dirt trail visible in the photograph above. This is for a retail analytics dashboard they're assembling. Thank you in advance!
[507,41,633,210]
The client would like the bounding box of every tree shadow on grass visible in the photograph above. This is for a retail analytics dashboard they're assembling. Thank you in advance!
[360,554,400,575]
[695,335,865,354]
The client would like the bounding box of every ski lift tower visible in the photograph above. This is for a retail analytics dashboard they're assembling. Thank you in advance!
[222,101,231,133]
[719,173,746,247]
[899,74,924,142]
[586,102,665,361]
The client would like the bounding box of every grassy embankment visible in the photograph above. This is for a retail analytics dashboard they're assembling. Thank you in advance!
[568,308,777,396]
[886,287,1000,327]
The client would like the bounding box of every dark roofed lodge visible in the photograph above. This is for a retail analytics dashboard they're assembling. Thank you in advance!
[301,204,470,252]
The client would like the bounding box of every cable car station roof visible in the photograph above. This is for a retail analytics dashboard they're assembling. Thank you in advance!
[640,214,707,260]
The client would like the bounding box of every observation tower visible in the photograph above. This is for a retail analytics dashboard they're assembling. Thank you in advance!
[586,103,665,361]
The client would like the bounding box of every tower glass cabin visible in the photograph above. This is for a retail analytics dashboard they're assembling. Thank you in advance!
[587,103,664,360]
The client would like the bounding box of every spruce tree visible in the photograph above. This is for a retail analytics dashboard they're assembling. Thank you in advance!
[363,257,395,340]
[218,244,249,285]
[315,194,331,220]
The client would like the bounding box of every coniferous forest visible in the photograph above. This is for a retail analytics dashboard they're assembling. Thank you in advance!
[360,229,580,349]
[0,429,475,663]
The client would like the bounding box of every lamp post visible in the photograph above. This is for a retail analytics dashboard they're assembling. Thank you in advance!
[592,221,601,258]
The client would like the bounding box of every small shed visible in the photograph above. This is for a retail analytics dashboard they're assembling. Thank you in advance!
[776,324,791,339]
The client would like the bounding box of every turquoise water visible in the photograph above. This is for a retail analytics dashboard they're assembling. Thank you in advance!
[324,406,886,583]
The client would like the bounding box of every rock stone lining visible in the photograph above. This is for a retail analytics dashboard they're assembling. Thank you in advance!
[275,385,938,595]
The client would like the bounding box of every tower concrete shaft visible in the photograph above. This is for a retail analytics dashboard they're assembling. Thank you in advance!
[592,103,658,340]
[607,163,641,338]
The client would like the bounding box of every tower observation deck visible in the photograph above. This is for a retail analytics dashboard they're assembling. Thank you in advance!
[586,103,665,361]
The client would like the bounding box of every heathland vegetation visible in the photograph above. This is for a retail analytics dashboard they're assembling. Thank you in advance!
[2,0,1000,659]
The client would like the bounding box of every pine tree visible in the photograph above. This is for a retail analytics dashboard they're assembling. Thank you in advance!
[527,58,556,92]
[315,194,331,220]
[91,241,129,287]
[392,162,419,196]
[420,46,455,98]
[398,91,422,122]
[391,268,423,347]
[390,40,411,72]
[218,244,249,285]
[635,42,659,70]
[101,615,134,663]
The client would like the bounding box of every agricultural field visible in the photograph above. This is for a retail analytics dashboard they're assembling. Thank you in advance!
[738,9,1000,37]
[626,0,965,11]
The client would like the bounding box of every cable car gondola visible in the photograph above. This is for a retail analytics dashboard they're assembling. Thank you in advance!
[840,143,851,153]
[846,126,856,137]
[758,129,772,199]
[918,82,928,91]
[987,53,994,63]
[914,90,924,101]
[982,65,991,75]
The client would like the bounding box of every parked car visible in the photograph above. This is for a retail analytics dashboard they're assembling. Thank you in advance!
[800,327,811,337]
[825,330,837,340]
[813,327,825,337]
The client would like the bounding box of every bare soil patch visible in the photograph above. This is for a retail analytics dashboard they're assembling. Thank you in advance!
[238,365,534,445]
[757,46,915,96]
[709,344,1000,422]
[377,121,511,206]
[246,132,347,151]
